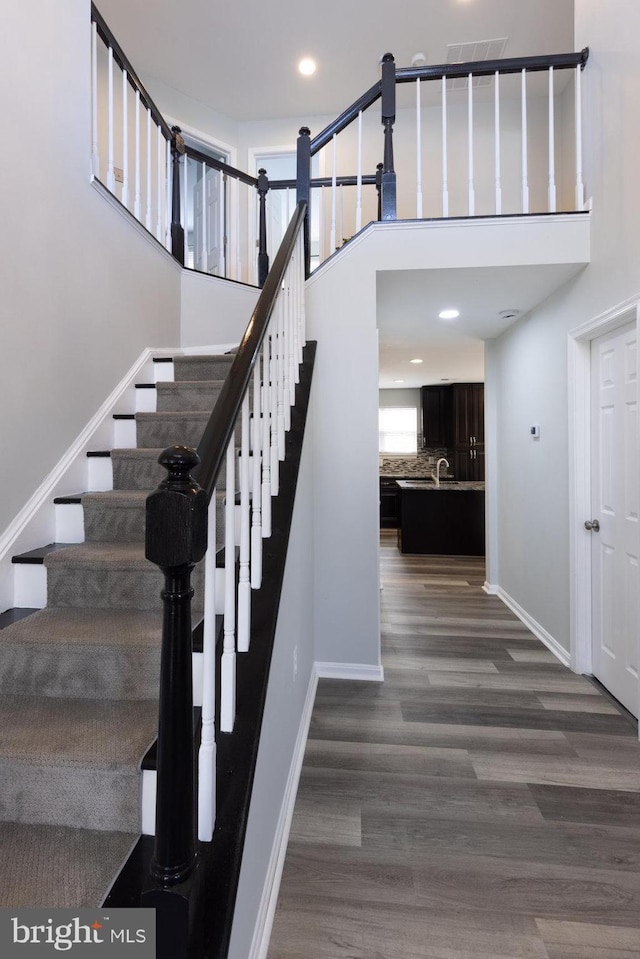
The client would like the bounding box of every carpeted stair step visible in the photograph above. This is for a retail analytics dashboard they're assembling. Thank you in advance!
[0,695,158,831]
[173,354,235,382]
[155,379,227,412]
[82,489,227,546]
[0,607,162,699]
[135,410,212,450]
[0,822,137,907]
[44,542,204,612]
[110,448,165,491]
[83,490,148,542]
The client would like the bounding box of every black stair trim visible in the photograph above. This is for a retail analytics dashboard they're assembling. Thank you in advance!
[103,341,317,959]
[0,607,40,629]
[113,413,136,420]
[12,543,74,564]
[53,494,84,505]
[135,383,157,389]
[86,450,111,458]
[153,357,173,364]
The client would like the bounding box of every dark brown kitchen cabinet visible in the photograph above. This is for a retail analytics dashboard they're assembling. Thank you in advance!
[452,384,485,481]
[452,384,484,447]
[421,386,452,447]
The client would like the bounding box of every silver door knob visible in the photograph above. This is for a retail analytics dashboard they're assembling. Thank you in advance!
[584,519,600,532]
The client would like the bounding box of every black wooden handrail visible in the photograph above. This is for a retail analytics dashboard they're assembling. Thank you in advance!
[310,81,382,154]
[90,3,172,139]
[194,201,307,498]
[308,48,589,158]
[396,48,589,84]
[184,144,259,189]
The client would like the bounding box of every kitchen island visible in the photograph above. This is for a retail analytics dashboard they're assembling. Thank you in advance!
[396,480,485,555]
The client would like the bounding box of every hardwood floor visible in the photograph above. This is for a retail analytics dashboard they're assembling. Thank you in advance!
[267,533,640,959]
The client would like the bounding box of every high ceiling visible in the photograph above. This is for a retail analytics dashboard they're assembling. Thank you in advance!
[97,0,577,389]
[96,0,574,123]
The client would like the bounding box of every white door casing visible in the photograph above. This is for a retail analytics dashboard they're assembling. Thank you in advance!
[590,323,639,716]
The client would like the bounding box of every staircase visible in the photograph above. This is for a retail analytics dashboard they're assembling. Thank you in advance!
[0,351,236,908]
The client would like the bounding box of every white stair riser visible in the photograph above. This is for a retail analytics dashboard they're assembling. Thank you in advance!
[55,503,84,543]
[135,388,157,413]
[13,565,46,608]
[113,419,137,448]
[87,457,114,491]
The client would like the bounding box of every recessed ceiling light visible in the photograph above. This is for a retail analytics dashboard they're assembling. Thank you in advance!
[410,358,423,364]
[394,379,405,384]
[439,309,460,320]
[298,57,317,76]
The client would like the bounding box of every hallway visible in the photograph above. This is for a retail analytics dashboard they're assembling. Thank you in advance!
[267,535,640,958]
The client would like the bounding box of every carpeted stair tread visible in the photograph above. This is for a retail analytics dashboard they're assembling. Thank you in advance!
[156,379,227,412]
[0,822,137,907]
[135,410,212,449]
[110,448,165,491]
[173,355,235,382]
[0,608,162,699]
[0,697,157,831]
[82,490,150,543]
[45,541,151,571]
[0,695,157,767]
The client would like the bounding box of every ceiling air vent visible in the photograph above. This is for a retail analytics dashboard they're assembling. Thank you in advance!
[446,38,508,90]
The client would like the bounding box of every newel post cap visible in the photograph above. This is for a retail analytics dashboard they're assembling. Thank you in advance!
[145,446,208,568]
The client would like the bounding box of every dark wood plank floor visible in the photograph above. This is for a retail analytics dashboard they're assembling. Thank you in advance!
[267,533,640,959]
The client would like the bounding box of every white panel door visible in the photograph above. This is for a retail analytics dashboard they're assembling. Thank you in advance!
[194,166,222,275]
[591,322,639,716]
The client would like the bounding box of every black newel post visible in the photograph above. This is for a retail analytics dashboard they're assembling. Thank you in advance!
[257,168,270,287]
[144,446,208,887]
[171,127,186,265]
[296,126,312,277]
[380,53,397,220]
[375,162,384,221]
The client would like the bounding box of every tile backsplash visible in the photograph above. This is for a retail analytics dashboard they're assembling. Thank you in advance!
[379,447,451,477]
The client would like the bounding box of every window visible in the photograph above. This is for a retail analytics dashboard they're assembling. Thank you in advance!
[379,407,418,453]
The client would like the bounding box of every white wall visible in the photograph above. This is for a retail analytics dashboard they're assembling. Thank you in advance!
[0,0,181,536]
[180,271,259,348]
[228,394,316,959]
[487,0,640,654]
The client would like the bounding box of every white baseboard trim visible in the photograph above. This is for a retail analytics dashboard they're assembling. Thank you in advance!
[247,667,318,959]
[315,661,385,682]
[492,586,571,668]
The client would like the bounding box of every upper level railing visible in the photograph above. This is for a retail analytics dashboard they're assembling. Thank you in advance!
[90,4,267,286]
[293,47,590,274]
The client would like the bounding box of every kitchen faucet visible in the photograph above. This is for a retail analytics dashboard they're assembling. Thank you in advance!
[434,457,449,487]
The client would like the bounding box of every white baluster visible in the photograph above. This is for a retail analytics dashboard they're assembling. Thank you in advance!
[261,341,273,536]
[134,91,141,220]
[548,67,557,213]
[441,77,449,217]
[220,441,236,733]
[270,330,280,494]
[146,109,152,230]
[276,298,286,459]
[165,138,172,251]
[156,125,163,241]
[521,69,529,214]
[107,47,115,192]
[356,110,363,232]
[494,72,502,215]
[467,74,475,216]
[181,150,188,234]
[90,22,99,178]
[416,78,423,218]
[330,134,337,252]
[197,492,217,841]
[338,185,344,250]
[201,161,207,272]
[121,71,129,208]
[575,64,584,210]
[237,394,251,653]
[291,252,301,384]
[318,185,325,264]
[251,362,263,587]
[298,232,306,352]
